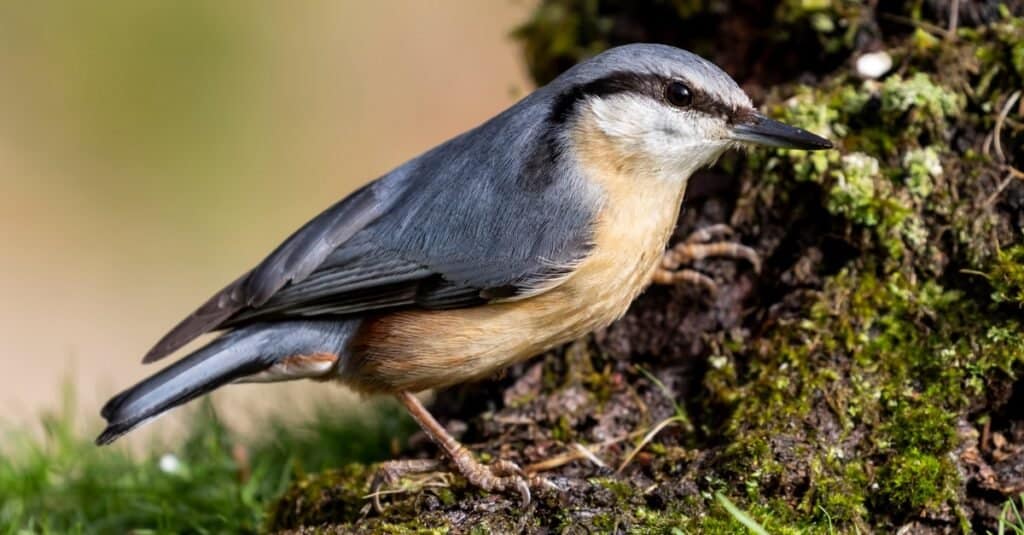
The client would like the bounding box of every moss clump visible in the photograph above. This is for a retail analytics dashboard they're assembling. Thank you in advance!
[705,268,1024,530]
[759,62,974,262]
[989,245,1024,306]
[902,146,942,198]
[877,452,958,513]
[877,73,964,136]
[267,464,374,529]
[827,152,885,226]
[884,404,957,454]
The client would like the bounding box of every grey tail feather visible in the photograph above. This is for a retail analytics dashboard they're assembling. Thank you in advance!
[96,328,275,445]
[96,320,358,445]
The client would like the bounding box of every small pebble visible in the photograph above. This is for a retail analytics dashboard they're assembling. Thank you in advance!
[159,453,182,474]
[856,51,893,79]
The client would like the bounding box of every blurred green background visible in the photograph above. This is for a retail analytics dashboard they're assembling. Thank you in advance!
[0,1,534,439]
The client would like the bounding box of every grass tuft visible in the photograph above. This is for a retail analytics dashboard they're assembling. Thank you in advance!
[0,390,413,533]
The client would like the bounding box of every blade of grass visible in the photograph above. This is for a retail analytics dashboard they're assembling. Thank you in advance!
[715,492,768,535]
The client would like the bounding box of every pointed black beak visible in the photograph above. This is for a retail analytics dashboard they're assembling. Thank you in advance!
[730,112,833,150]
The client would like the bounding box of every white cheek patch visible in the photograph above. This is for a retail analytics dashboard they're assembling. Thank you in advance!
[587,95,731,179]
[590,94,665,143]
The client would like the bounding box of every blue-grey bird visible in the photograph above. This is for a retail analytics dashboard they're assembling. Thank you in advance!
[97,43,830,505]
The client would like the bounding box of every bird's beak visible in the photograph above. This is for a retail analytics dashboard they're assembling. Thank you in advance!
[730,112,833,150]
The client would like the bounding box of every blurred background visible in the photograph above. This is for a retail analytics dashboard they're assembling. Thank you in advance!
[0,1,534,440]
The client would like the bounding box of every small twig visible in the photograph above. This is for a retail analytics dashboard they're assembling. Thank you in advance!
[947,0,960,38]
[363,472,452,506]
[491,415,536,426]
[572,442,609,470]
[1004,164,1024,181]
[879,12,951,39]
[363,481,451,501]
[524,433,639,474]
[993,90,1022,163]
[524,451,580,474]
[616,416,684,474]
[986,172,1015,206]
[959,268,990,279]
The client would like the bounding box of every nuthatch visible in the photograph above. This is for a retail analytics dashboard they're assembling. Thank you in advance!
[97,44,831,505]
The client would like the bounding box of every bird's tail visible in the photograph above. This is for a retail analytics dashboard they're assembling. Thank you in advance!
[96,320,358,445]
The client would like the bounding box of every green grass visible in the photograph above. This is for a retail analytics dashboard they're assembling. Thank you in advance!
[997,494,1024,535]
[714,492,769,535]
[0,391,414,534]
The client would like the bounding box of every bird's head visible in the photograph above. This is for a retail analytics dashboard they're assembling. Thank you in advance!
[548,44,831,181]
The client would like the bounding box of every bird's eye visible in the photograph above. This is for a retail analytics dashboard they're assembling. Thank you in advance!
[665,81,693,108]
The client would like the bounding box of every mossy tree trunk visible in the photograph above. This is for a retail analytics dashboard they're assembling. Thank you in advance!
[270,2,1024,533]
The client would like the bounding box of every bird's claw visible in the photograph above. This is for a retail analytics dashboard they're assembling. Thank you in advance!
[652,224,761,291]
[368,456,538,512]
[455,455,533,508]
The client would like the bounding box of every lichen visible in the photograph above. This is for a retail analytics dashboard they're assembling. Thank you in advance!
[902,146,942,199]
[877,73,964,133]
[828,152,884,226]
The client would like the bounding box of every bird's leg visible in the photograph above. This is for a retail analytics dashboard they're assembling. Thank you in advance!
[651,223,761,291]
[371,391,532,510]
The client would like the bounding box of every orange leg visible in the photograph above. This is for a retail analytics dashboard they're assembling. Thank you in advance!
[370,392,532,511]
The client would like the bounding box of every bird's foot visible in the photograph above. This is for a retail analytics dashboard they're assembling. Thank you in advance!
[368,454,536,512]
[374,392,543,512]
[448,448,533,507]
[651,223,761,292]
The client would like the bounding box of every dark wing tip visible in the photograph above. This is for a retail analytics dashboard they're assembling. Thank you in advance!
[140,317,213,364]
[141,344,171,364]
[141,275,249,364]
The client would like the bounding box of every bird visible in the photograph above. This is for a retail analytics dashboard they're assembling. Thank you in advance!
[96,43,831,506]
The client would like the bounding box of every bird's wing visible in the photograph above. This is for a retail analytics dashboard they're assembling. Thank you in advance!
[141,180,394,363]
[143,117,598,363]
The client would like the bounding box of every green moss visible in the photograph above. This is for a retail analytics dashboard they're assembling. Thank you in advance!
[762,66,975,263]
[591,476,635,503]
[267,464,373,529]
[704,266,1024,530]
[877,452,957,512]
[827,152,884,226]
[774,0,870,54]
[971,12,1024,87]
[901,147,942,198]
[884,403,957,454]
[989,246,1024,306]
[878,73,963,131]
[811,459,869,523]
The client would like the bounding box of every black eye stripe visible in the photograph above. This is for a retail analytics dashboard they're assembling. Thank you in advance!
[549,70,740,124]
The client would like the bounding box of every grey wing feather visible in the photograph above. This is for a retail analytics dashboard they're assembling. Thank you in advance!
[142,182,393,363]
[143,83,601,363]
